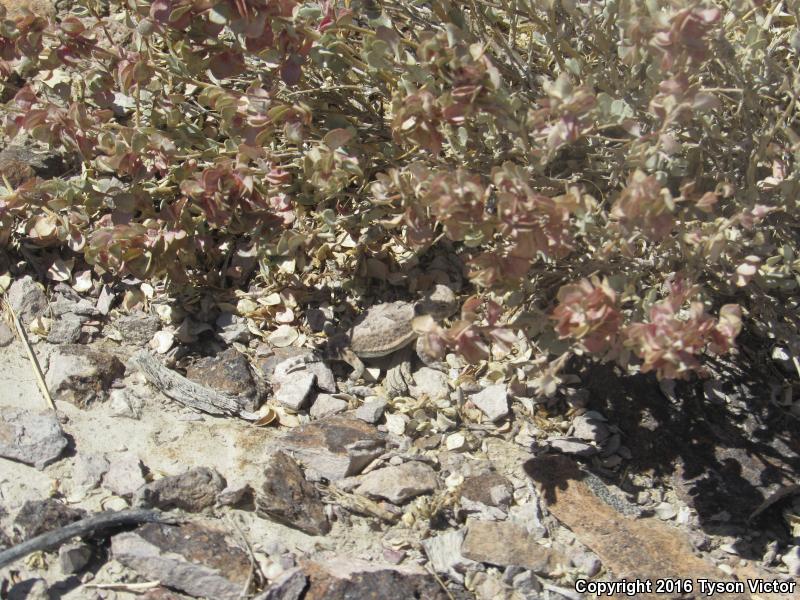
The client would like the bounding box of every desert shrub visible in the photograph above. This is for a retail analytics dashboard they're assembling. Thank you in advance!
[1,0,798,384]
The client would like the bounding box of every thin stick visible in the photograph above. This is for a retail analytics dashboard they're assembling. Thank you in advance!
[2,297,56,411]
[0,509,184,569]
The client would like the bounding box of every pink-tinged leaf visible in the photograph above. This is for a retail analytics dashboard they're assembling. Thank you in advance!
[209,50,245,79]
[323,128,354,150]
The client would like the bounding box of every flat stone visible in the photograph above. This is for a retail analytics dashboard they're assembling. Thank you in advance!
[59,541,92,574]
[257,451,330,536]
[571,413,610,443]
[282,416,385,481]
[47,315,84,344]
[355,461,438,504]
[103,453,146,497]
[309,394,348,419]
[410,367,449,400]
[217,484,255,509]
[14,499,87,540]
[421,529,476,584]
[258,348,313,381]
[468,384,509,422]
[548,437,599,456]
[185,348,259,411]
[7,276,47,325]
[135,467,226,513]
[272,356,337,395]
[301,557,449,600]
[253,567,307,600]
[459,471,513,518]
[111,521,251,600]
[111,313,161,346]
[524,455,750,598]
[354,398,387,424]
[71,453,110,491]
[49,295,100,318]
[275,372,316,411]
[44,343,126,406]
[6,578,50,600]
[0,321,14,346]
[461,519,562,575]
[0,408,68,469]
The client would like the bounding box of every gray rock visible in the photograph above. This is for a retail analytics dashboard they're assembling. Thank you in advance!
[461,519,562,575]
[272,356,337,395]
[469,384,509,422]
[253,567,307,600]
[216,312,250,344]
[47,315,83,344]
[44,344,126,406]
[59,541,92,574]
[217,484,255,509]
[654,502,677,520]
[111,313,160,345]
[7,578,50,600]
[49,295,100,318]
[0,408,68,469]
[104,453,146,497]
[421,529,476,584]
[14,499,87,540]
[306,361,337,394]
[354,398,387,424]
[0,321,16,346]
[549,437,599,457]
[355,461,438,504]
[7,276,47,324]
[275,372,316,411]
[459,471,513,519]
[257,451,330,536]
[111,522,251,600]
[309,394,348,419]
[135,467,226,513]
[258,348,313,381]
[72,453,110,491]
[781,545,800,577]
[571,413,610,443]
[282,416,386,481]
[410,367,449,400]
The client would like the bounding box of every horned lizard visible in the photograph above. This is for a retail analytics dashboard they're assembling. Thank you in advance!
[293,284,458,397]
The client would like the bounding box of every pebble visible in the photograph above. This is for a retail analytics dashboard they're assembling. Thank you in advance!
[275,372,316,411]
[354,398,387,424]
[468,384,509,422]
[781,545,800,577]
[309,394,349,419]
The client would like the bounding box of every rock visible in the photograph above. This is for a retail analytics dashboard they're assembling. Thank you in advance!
[306,361,337,394]
[524,455,750,599]
[301,557,449,600]
[112,521,251,600]
[47,315,83,344]
[108,387,143,419]
[458,471,513,519]
[461,519,562,575]
[110,313,161,345]
[103,453,146,497]
[410,367,449,400]
[309,394,348,419]
[253,567,307,600]
[44,343,125,406]
[49,295,100,318]
[71,453,110,492]
[217,484,255,509]
[258,348,313,380]
[184,348,259,411]
[654,502,677,520]
[135,467,226,513]
[0,0,55,21]
[468,384,509,422]
[257,451,330,536]
[14,499,87,540]
[355,461,438,504]
[59,541,92,574]
[548,437,599,456]
[571,413,610,443]
[273,357,338,396]
[421,529,476,584]
[781,546,800,577]
[0,321,14,346]
[6,578,50,600]
[216,312,250,344]
[7,276,47,325]
[275,372,316,411]
[0,408,68,469]
[354,398,387,424]
[282,416,385,481]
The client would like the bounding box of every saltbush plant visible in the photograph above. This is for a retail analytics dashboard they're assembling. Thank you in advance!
[1,0,797,386]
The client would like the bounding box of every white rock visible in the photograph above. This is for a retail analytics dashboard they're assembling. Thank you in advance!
[469,384,509,422]
[355,398,387,424]
[654,502,677,520]
[446,432,467,451]
[275,372,316,411]
[309,394,348,419]
[356,461,439,504]
[421,529,475,583]
[410,367,449,400]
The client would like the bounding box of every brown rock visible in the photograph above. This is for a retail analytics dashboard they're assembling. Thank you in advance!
[301,557,449,600]
[135,467,226,513]
[355,461,439,504]
[459,471,513,516]
[461,519,561,575]
[13,499,87,540]
[44,343,125,406]
[257,451,330,536]
[0,0,55,20]
[111,521,251,600]
[525,455,750,599]
[185,348,259,411]
[282,416,385,481]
